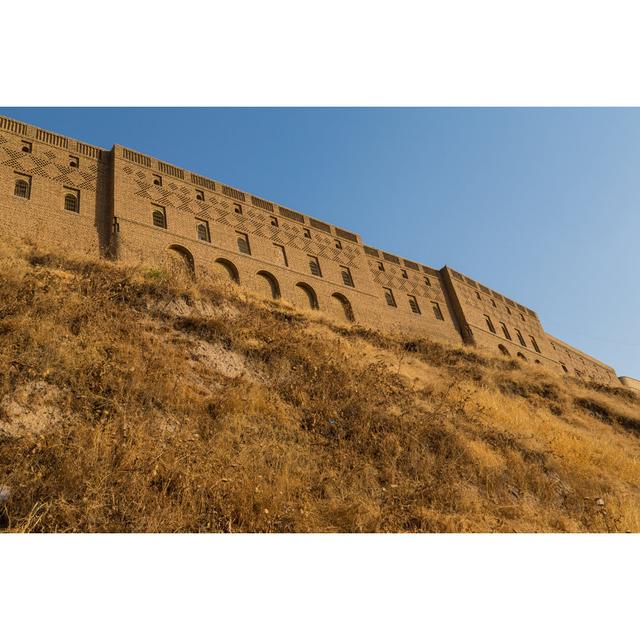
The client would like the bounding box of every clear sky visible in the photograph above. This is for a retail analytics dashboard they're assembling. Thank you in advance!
[3,107,638,379]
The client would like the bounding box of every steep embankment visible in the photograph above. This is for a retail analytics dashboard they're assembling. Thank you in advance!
[0,238,639,532]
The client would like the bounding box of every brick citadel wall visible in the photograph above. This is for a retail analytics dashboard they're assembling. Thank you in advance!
[0,115,622,386]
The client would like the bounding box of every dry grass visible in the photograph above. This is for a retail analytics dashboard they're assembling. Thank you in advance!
[0,237,639,532]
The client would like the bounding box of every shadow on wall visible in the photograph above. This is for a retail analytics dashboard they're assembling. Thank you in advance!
[95,154,114,257]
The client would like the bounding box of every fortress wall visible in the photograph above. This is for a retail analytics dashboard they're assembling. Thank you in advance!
[441,265,618,384]
[0,116,110,257]
[545,333,619,385]
[619,377,640,392]
[362,246,463,343]
[0,115,624,383]
[112,145,463,343]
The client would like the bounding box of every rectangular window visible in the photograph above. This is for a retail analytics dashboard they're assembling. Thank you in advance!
[196,219,210,242]
[234,203,243,215]
[236,231,251,254]
[308,255,322,277]
[515,329,526,347]
[63,187,80,213]
[195,189,205,201]
[424,276,431,287]
[21,141,32,153]
[431,301,444,320]
[383,287,396,307]
[505,306,512,315]
[530,335,541,353]
[377,261,385,272]
[401,269,409,279]
[152,174,162,186]
[335,239,342,249]
[303,228,311,238]
[69,155,79,168]
[274,243,288,266]
[520,313,525,321]
[484,315,496,333]
[340,266,354,287]
[476,291,482,300]
[13,173,32,199]
[500,322,511,340]
[408,295,421,314]
[152,205,167,229]
[270,216,279,227]
[491,299,497,308]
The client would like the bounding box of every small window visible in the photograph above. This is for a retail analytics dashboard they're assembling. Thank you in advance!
[64,188,80,213]
[274,243,288,266]
[476,291,481,300]
[520,313,525,321]
[69,156,79,168]
[383,287,396,307]
[195,189,205,201]
[335,239,342,249]
[152,174,162,186]
[515,329,526,347]
[152,208,167,228]
[234,203,243,215]
[408,295,421,314]
[196,219,210,242]
[21,141,32,153]
[308,255,322,277]
[14,174,31,199]
[431,301,444,321]
[424,276,431,287]
[484,315,496,333]
[491,299,497,308]
[236,231,251,254]
[112,217,120,234]
[401,269,408,279]
[530,336,541,353]
[270,216,279,227]
[340,266,354,287]
[500,322,511,340]
[505,306,512,315]
[377,261,385,272]
[303,228,311,239]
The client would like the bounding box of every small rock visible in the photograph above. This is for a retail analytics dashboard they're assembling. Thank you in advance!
[0,485,11,504]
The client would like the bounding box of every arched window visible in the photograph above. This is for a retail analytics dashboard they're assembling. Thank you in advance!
[214,258,240,284]
[153,210,167,228]
[167,244,195,277]
[498,344,510,357]
[14,179,29,199]
[256,270,280,300]
[295,282,319,310]
[331,293,354,322]
[64,193,79,213]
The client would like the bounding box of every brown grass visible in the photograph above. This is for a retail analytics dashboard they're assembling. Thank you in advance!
[0,237,639,532]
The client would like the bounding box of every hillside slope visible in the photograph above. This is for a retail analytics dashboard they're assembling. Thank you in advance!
[0,237,639,532]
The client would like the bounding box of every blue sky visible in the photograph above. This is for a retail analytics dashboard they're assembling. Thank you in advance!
[3,107,638,378]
